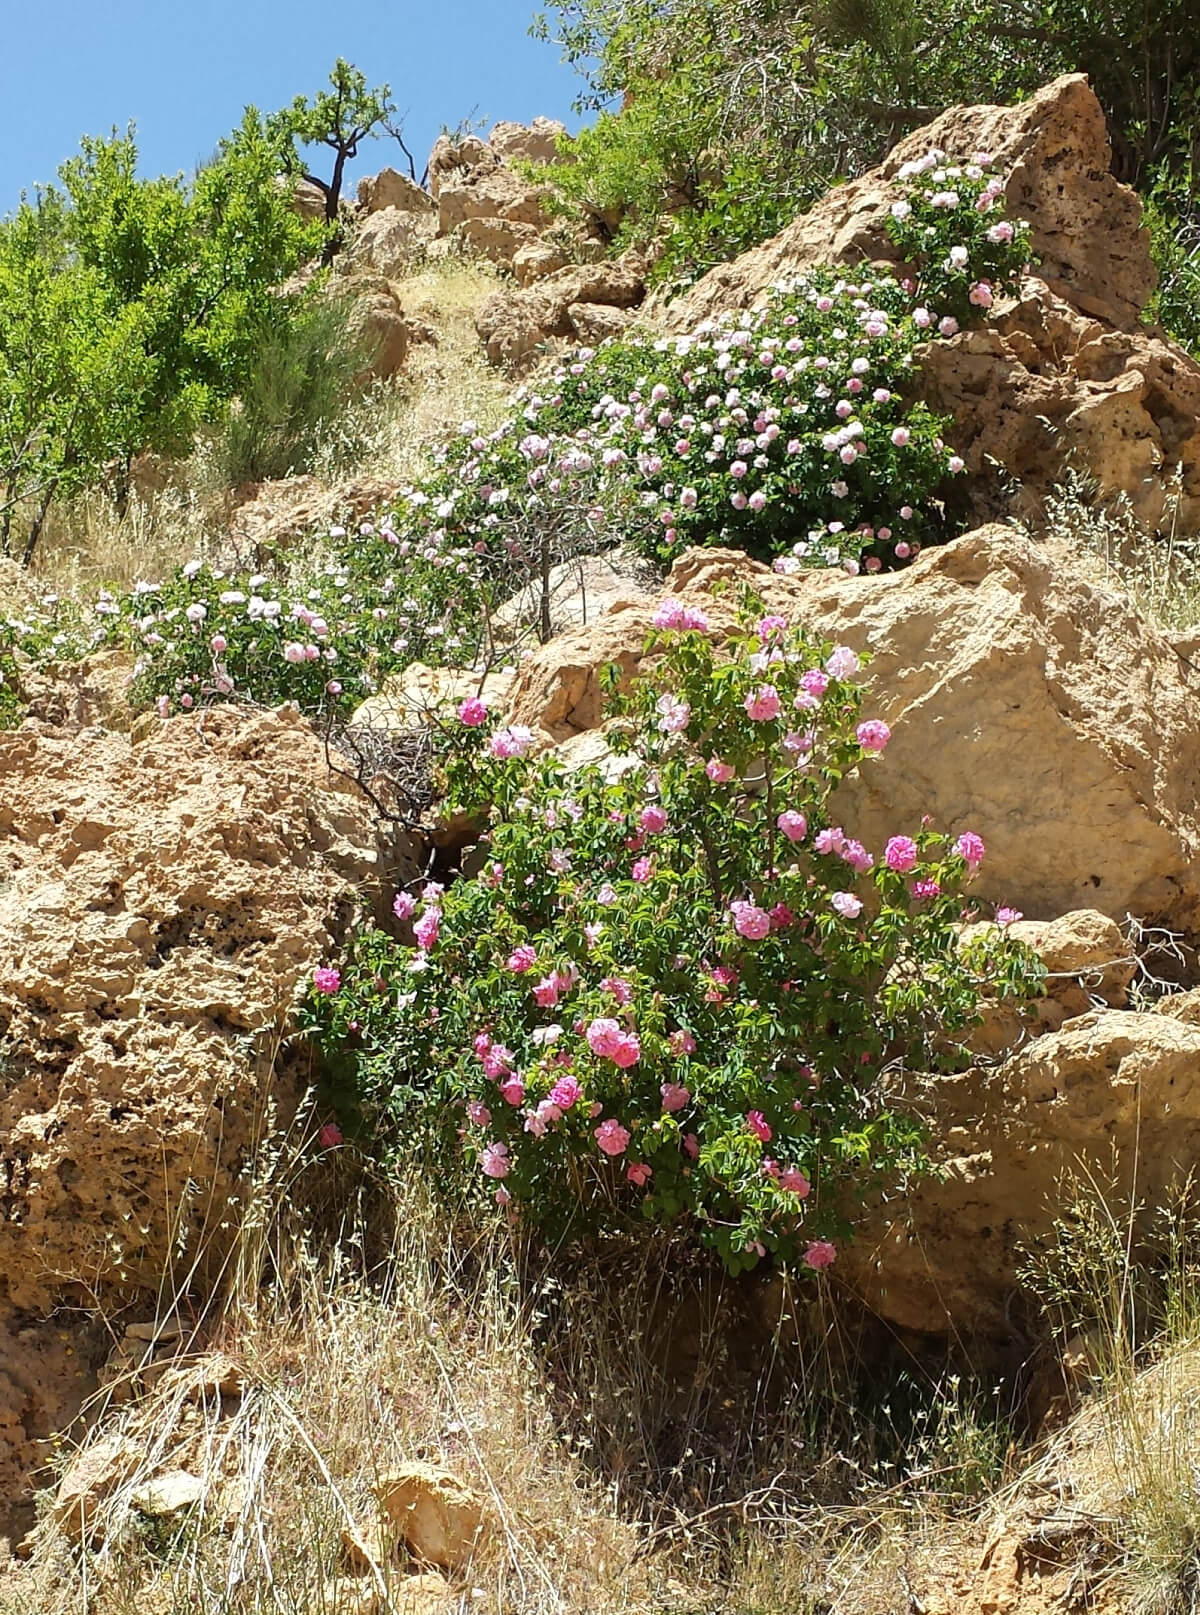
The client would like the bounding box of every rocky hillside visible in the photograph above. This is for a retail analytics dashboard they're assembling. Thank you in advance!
[6,79,1200,1615]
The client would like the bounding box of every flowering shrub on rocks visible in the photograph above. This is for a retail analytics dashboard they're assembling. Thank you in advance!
[885,148,1034,331]
[376,156,1030,577]
[110,519,489,719]
[303,602,1040,1274]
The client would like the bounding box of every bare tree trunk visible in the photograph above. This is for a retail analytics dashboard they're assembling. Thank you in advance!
[21,485,55,569]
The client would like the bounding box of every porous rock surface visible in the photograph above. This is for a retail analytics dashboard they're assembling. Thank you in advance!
[507,530,1200,932]
[847,1008,1200,1334]
[668,74,1151,331]
[664,74,1200,528]
[0,705,417,1517]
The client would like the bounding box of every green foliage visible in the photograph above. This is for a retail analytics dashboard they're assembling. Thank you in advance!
[218,294,376,486]
[303,607,1042,1273]
[1144,172,1200,356]
[534,0,1200,288]
[271,59,402,221]
[0,118,323,563]
[112,517,488,721]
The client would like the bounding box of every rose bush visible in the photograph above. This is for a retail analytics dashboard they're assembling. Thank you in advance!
[372,154,1030,575]
[302,602,1041,1274]
[112,517,490,720]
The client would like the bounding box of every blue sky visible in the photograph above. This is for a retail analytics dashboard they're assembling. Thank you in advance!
[0,0,585,208]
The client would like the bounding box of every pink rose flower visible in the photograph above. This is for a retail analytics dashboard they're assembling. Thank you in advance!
[413,910,441,951]
[318,1121,343,1149]
[490,725,536,759]
[803,1239,837,1271]
[626,1162,653,1187]
[631,856,653,883]
[777,809,807,842]
[668,1029,696,1056]
[393,890,417,920]
[313,966,341,994]
[480,1142,511,1179]
[611,1032,641,1069]
[661,1082,691,1112]
[507,944,537,974]
[532,977,560,1008]
[595,1118,631,1157]
[549,1075,582,1109]
[498,1078,526,1106]
[780,1166,810,1197]
[746,1110,773,1142]
[995,905,1023,926]
[466,1102,491,1126]
[884,836,918,873]
[457,696,489,727]
[856,719,891,753]
[955,831,985,869]
[730,900,772,941]
[745,685,781,721]
[640,805,668,834]
[831,892,863,919]
[706,758,735,783]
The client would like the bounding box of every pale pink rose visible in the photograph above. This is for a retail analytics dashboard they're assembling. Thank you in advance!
[730,900,771,941]
[744,685,781,721]
[777,810,807,843]
[803,1239,837,1270]
[480,1142,511,1179]
[595,1118,631,1157]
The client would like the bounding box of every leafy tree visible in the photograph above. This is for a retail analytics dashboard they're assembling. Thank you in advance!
[0,117,323,562]
[272,59,405,224]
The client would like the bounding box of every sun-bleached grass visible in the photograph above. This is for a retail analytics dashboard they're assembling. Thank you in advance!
[26,252,514,599]
[1031,469,1200,635]
[3,1097,1025,1615]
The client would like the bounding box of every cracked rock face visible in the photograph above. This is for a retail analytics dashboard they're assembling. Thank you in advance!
[0,704,417,1518]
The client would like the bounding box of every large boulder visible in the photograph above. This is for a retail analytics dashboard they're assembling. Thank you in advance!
[436,164,549,236]
[661,75,1200,527]
[667,74,1153,334]
[342,274,412,380]
[475,260,646,368]
[845,1009,1200,1334]
[917,281,1200,529]
[506,531,1200,933]
[343,208,429,279]
[230,474,406,558]
[426,133,494,200]
[487,117,569,167]
[356,167,435,216]
[0,706,418,1515]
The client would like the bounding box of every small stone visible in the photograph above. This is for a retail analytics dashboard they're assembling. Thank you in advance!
[131,1469,204,1517]
[125,1316,183,1342]
[53,1433,137,1534]
[373,1463,486,1570]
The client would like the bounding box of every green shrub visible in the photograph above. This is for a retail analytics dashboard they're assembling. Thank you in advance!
[218,295,376,487]
[398,156,1029,574]
[116,519,489,720]
[303,605,1040,1273]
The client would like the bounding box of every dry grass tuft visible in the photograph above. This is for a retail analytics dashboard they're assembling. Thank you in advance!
[1031,469,1200,634]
